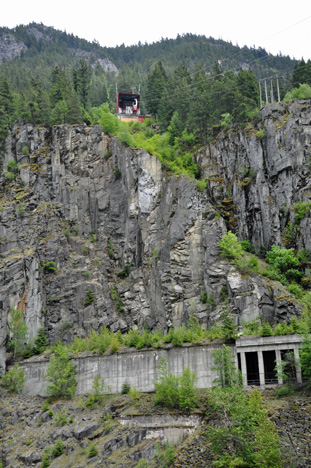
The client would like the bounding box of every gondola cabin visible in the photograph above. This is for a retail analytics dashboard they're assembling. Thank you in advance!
[116,92,145,122]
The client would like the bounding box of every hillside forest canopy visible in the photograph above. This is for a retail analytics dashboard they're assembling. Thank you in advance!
[1,24,311,160]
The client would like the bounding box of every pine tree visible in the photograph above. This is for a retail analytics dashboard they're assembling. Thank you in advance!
[73,60,91,109]
[44,347,77,398]
[146,61,168,116]
[0,73,13,120]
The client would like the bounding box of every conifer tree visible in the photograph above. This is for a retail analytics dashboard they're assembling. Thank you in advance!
[146,61,168,116]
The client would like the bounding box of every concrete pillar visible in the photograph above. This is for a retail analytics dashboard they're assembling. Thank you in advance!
[258,351,265,387]
[275,349,283,385]
[294,348,302,384]
[240,352,247,387]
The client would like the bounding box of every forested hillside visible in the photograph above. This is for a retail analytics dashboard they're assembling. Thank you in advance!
[1,22,311,162]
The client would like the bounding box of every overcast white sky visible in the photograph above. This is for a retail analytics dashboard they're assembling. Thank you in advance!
[1,0,311,60]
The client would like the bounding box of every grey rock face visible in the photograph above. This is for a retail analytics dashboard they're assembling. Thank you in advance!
[92,58,119,74]
[197,100,311,250]
[0,33,27,64]
[0,104,306,372]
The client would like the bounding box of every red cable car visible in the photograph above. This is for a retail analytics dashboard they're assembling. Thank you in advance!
[116,92,141,121]
[116,90,150,123]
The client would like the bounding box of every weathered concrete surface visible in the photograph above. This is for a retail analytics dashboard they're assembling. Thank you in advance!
[20,335,306,396]
[118,414,202,445]
[20,344,226,396]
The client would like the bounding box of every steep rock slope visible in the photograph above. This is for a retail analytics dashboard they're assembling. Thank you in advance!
[197,101,311,249]
[0,103,307,373]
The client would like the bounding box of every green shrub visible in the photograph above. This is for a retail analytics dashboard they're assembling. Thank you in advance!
[108,239,114,258]
[273,322,291,336]
[98,103,120,136]
[218,231,244,259]
[22,145,30,155]
[85,375,109,408]
[118,128,135,146]
[84,288,96,307]
[234,255,258,274]
[212,345,241,387]
[52,438,65,457]
[284,83,311,101]
[220,309,237,341]
[121,380,131,394]
[240,240,254,253]
[8,308,28,358]
[261,322,272,337]
[5,171,16,181]
[7,160,18,172]
[54,409,67,426]
[206,387,281,468]
[44,348,77,399]
[1,363,25,393]
[196,179,207,192]
[129,385,141,404]
[256,128,265,139]
[43,261,57,273]
[104,149,112,160]
[265,245,299,273]
[154,358,198,410]
[242,318,261,335]
[110,336,120,353]
[155,442,175,468]
[293,201,311,224]
[200,291,216,308]
[117,264,131,278]
[41,447,52,468]
[23,327,49,358]
[88,443,98,458]
[110,287,123,311]
[114,167,121,179]
[220,112,232,128]
[16,201,25,217]
[220,285,228,302]
[299,335,311,385]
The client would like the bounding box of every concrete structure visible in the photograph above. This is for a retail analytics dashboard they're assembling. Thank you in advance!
[236,335,303,387]
[19,335,305,396]
[20,343,226,396]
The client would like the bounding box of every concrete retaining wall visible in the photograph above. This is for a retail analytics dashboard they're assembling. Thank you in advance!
[19,335,306,396]
[20,343,227,396]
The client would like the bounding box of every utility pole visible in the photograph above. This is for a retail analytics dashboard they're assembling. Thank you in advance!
[270,79,274,103]
[264,80,268,104]
[259,81,263,108]
[276,77,280,102]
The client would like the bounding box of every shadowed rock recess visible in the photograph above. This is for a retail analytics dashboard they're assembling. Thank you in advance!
[2,101,311,375]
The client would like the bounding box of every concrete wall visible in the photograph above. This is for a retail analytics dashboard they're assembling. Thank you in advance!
[19,335,306,396]
[20,343,227,396]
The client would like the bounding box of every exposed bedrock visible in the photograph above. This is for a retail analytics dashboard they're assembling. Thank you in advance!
[2,101,310,372]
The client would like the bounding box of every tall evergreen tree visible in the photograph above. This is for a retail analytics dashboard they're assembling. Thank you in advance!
[146,61,168,116]
[0,73,13,120]
[73,60,91,109]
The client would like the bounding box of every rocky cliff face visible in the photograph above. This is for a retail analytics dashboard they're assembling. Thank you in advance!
[197,100,311,250]
[0,33,27,64]
[1,101,309,374]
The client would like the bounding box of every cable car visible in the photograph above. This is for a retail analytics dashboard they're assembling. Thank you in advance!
[116,89,147,122]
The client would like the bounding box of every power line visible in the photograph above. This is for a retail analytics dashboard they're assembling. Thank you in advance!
[140,13,311,108]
